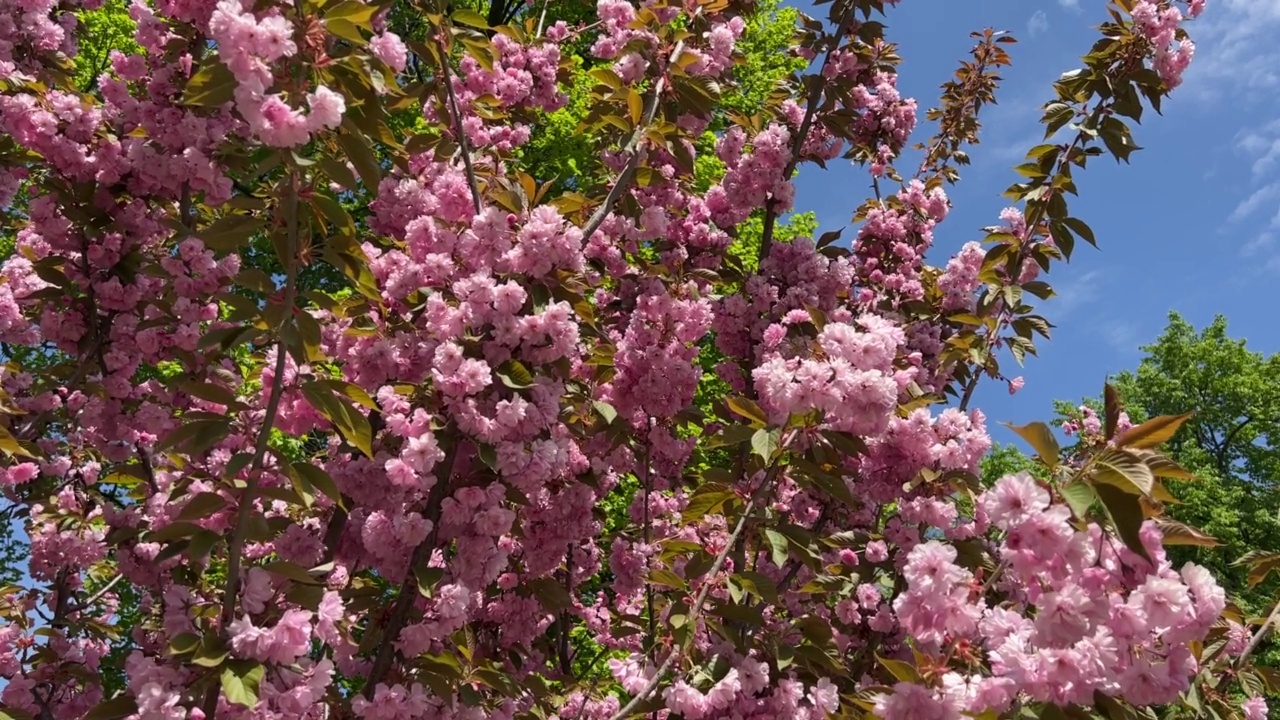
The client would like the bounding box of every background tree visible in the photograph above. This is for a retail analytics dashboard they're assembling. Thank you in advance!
[1054,313,1280,615]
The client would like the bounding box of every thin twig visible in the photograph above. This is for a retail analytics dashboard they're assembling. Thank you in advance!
[136,444,159,495]
[980,557,1008,597]
[200,173,302,716]
[362,442,461,697]
[535,0,549,37]
[179,182,194,229]
[604,432,795,720]
[739,507,831,645]
[436,32,482,215]
[759,4,857,264]
[580,35,690,244]
[1237,599,1280,670]
[66,573,124,614]
[605,496,760,720]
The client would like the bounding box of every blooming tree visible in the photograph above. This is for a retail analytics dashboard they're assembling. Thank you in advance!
[0,0,1268,718]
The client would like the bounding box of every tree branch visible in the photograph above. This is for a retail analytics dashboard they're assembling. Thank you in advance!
[200,173,301,717]
[1216,416,1252,472]
[1237,597,1280,670]
[362,441,462,697]
[437,32,482,216]
[65,572,124,614]
[759,5,857,264]
[581,36,689,244]
[605,431,794,720]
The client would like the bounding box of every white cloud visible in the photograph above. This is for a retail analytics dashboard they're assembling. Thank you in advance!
[1186,1,1280,262]
[1243,231,1274,256]
[1243,232,1280,274]
[1236,119,1280,177]
[1027,10,1050,36]
[1058,0,1080,9]
[1099,321,1140,354]
[1228,182,1280,223]
[1048,269,1105,318]
[1183,0,1280,98]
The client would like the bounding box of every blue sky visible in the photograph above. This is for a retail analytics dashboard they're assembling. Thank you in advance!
[789,0,1280,443]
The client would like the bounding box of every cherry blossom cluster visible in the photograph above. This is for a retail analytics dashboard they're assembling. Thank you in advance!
[876,473,1226,718]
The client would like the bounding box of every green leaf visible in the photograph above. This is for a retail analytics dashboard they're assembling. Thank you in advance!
[1255,666,1280,693]
[147,521,203,543]
[735,571,778,604]
[1099,116,1141,163]
[335,128,382,190]
[1240,670,1266,698]
[647,568,687,590]
[1003,421,1060,469]
[0,425,35,458]
[220,660,264,707]
[764,529,789,568]
[1118,413,1192,449]
[415,566,444,597]
[684,483,733,522]
[301,382,373,457]
[1154,518,1220,548]
[451,8,489,28]
[284,462,316,508]
[1145,454,1195,479]
[199,325,261,352]
[496,359,534,390]
[529,577,575,612]
[1240,552,1280,588]
[188,530,220,562]
[876,653,920,683]
[309,378,378,411]
[291,311,325,364]
[202,215,266,252]
[176,492,228,521]
[1059,481,1095,520]
[1094,482,1150,562]
[751,428,781,463]
[293,463,344,508]
[183,61,236,107]
[158,418,232,456]
[1061,217,1096,247]
[318,156,358,191]
[627,89,643,125]
[262,560,324,585]
[326,18,367,45]
[168,632,201,655]
[593,401,617,425]
[702,424,755,450]
[191,635,229,667]
[821,430,867,458]
[1042,102,1075,137]
[324,0,377,26]
[83,696,138,720]
[794,464,858,508]
[1091,449,1154,496]
[725,396,768,426]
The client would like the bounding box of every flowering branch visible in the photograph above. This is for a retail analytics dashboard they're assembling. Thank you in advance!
[606,430,796,720]
[1236,599,1280,670]
[581,34,690,243]
[200,173,302,716]
[758,4,857,263]
[362,439,461,697]
[437,30,481,216]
